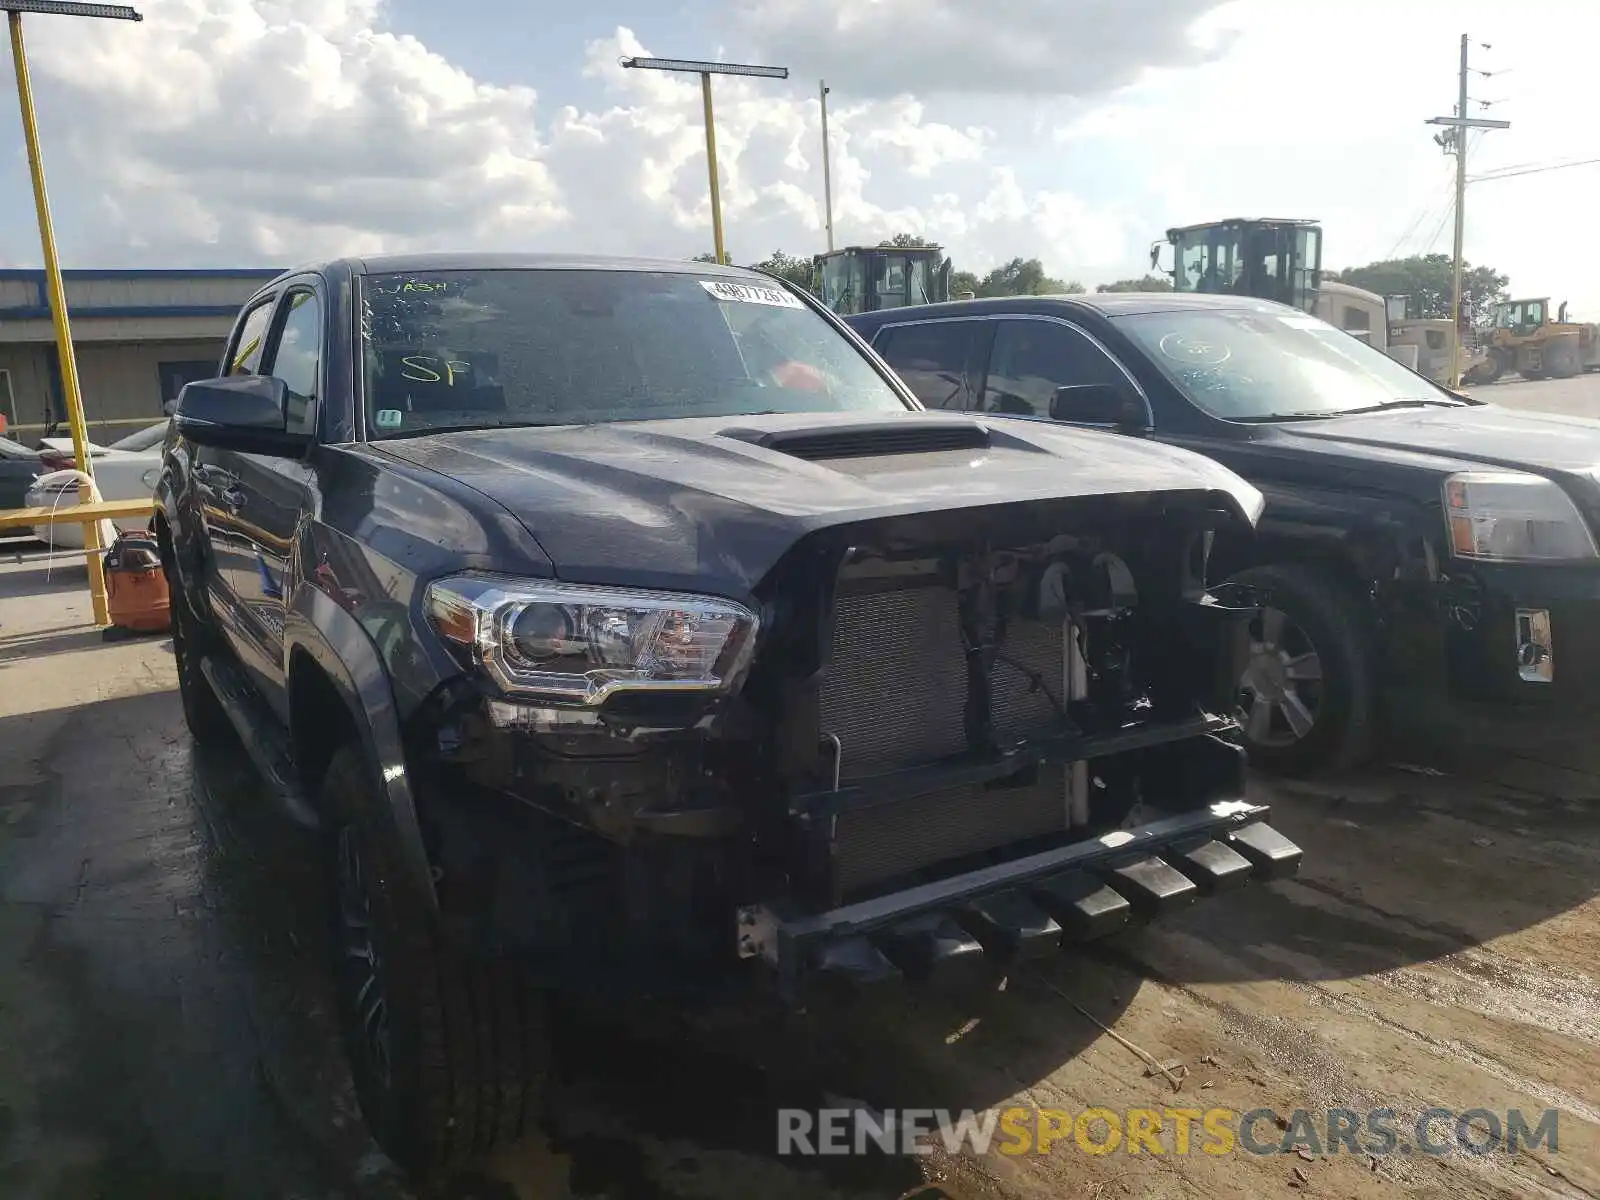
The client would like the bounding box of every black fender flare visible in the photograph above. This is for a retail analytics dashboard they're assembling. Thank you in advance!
[286,585,438,914]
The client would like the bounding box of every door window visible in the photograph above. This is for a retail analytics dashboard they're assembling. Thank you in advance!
[981,320,1132,417]
[265,290,322,436]
[873,320,987,409]
[227,300,276,376]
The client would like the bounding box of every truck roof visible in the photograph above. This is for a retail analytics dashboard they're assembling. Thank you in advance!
[261,252,765,287]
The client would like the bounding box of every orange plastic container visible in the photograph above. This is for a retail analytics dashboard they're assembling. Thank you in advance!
[103,531,171,635]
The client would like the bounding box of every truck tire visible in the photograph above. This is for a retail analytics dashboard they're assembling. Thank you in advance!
[1228,563,1377,776]
[1474,349,1507,384]
[1545,340,1580,380]
[169,580,234,747]
[322,744,549,1178]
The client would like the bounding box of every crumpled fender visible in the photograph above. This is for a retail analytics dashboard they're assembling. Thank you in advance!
[286,583,438,913]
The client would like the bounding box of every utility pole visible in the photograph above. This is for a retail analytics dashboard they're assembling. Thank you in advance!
[1426,34,1509,388]
[819,80,835,252]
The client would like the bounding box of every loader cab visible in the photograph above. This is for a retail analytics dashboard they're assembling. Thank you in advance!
[1490,298,1549,335]
[1151,218,1323,313]
[814,245,953,316]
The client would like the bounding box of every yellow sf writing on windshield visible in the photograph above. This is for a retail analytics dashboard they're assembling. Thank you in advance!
[400,355,473,385]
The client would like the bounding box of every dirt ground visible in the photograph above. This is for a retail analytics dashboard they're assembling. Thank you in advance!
[1,374,1597,1199]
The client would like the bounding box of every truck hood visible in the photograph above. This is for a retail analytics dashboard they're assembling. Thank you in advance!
[1276,402,1600,475]
[376,410,1263,598]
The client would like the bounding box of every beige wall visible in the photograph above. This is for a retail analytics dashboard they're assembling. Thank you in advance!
[0,338,225,440]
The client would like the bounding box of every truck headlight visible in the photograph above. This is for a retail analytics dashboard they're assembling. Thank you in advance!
[1443,471,1598,562]
[425,574,760,704]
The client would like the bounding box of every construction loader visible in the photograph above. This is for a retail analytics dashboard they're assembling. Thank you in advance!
[1465,297,1600,383]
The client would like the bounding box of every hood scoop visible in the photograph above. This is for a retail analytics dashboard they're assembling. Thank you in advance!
[717,418,992,462]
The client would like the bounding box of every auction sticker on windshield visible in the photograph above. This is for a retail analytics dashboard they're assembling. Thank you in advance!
[701,279,804,308]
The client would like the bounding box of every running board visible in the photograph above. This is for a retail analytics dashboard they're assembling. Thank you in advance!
[198,655,321,831]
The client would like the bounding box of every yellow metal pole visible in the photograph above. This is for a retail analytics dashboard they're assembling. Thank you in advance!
[700,71,726,265]
[9,10,108,626]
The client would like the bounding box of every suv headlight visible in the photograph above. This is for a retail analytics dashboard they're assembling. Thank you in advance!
[424,574,760,704]
[1443,471,1599,562]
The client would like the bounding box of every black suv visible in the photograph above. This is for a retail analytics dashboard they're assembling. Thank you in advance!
[155,255,1301,1178]
[848,293,1600,774]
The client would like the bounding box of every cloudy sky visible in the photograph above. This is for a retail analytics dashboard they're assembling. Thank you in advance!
[0,0,1595,309]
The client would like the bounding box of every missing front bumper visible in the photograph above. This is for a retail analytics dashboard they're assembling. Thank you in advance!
[737,800,1299,994]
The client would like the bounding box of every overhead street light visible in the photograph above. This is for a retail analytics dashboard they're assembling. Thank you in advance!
[5,0,144,626]
[620,54,790,266]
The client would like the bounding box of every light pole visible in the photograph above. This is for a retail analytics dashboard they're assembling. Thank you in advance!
[619,55,789,266]
[5,0,143,627]
[819,80,834,252]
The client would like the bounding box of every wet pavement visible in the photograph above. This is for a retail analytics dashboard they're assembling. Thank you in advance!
[2,542,1598,1200]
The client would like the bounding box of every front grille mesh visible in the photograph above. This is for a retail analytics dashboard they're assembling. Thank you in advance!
[816,580,1071,892]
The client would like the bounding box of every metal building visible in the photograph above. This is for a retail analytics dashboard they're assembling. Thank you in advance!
[0,267,281,441]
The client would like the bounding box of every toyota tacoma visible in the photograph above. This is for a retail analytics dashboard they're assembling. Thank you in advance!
[154,254,1302,1178]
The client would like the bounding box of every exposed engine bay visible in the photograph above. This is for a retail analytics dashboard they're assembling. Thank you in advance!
[417,491,1288,995]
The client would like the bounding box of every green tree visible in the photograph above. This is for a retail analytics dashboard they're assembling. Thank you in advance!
[976,257,1083,297]
[748,250,814,289]
[1326,254,1508,326]
[949,270,981,297]
[1096,274,1173,293]
[879,231,935,248]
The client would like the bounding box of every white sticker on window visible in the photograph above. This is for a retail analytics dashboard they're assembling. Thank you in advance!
[700,279,804,309]
[1277,314,1324,329]
[376,408,403,429]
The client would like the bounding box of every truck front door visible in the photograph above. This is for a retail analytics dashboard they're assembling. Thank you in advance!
[224,282,325,721]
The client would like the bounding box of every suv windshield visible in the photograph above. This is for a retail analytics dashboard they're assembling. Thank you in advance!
[1113,306,1453,421]
[360,269,908,437]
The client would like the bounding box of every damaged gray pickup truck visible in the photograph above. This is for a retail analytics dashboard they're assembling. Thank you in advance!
[154,253,1302,1178]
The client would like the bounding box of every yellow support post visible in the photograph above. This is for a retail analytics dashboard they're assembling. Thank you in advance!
[700,72,726,266]
[9,9,108,625]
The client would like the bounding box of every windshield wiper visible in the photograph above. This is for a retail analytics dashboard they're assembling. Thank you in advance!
[1238,398,1466,423]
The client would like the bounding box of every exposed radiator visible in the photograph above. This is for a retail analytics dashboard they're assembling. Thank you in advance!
[816,578,1079,894]
[833,769,1071,896]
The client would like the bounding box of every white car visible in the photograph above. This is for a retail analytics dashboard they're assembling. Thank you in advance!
[24,419,168,549]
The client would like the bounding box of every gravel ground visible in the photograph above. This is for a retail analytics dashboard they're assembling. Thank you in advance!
[1,376,1597,1200]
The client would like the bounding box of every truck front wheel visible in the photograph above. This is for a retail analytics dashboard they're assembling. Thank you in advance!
[167,574,234,747]
[322,745,549,1178]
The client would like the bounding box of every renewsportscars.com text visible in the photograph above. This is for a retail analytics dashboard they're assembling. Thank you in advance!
[776,1106,1560,1158]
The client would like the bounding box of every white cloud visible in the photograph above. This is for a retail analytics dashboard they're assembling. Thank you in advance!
[0,0,1591,310]
[735,0,1236,97]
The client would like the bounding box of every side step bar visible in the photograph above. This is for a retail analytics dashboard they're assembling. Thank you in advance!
[198,655,321,831]
[739,801,1300,995]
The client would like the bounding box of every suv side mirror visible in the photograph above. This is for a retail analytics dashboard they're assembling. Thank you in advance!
[1050,383,1148,430]
[173,375,309,456]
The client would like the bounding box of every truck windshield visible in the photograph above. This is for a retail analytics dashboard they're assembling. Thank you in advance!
[1113,307,1455,421]
[360,269,909,437]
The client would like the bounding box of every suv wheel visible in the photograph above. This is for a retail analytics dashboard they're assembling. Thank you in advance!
[169,584,234,746]
[323,745,549,1178]
[1229,563,1376,776]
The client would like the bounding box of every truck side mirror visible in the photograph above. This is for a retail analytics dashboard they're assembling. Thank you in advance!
[1050,383,1148,430]
[174,375,311,457]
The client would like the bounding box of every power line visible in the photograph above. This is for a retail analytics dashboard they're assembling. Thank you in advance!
[1470,156,1600,182]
